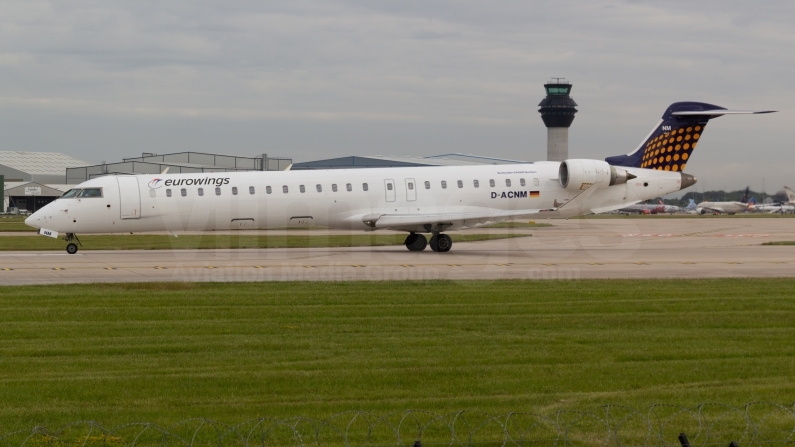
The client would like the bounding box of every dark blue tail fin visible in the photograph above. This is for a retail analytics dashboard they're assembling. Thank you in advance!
[605,101,737,171]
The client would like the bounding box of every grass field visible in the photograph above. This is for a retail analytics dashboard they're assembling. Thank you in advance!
[0,216,30,231]
[0,279,793,436]
[763,241,795,246]
[0,233,526,251]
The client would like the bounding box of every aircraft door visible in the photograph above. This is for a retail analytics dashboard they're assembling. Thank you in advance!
[384,179,396,202]
[117,176,141,219]
[405,178,416,201]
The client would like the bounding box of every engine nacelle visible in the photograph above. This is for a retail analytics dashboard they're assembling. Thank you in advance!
[558,159,634,191]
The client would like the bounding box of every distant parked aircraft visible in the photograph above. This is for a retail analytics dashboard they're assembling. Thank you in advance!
[748,186,795,213]
[619,199,681,214]
[697,187,752,215]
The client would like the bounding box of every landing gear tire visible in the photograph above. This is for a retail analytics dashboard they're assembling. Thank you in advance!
[405,233,428,252]
[64,233,82,254]
[429,233,452,253]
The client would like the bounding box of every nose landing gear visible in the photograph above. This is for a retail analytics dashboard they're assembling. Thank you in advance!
[64,233,82,254]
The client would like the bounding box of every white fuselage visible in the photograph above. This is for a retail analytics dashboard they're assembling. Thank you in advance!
[26,162,686,234]
[696,201,749,214]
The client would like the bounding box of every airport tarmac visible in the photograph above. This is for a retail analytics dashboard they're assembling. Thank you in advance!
[1,218,793,285]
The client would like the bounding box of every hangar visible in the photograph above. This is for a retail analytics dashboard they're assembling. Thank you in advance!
[0,151,89,184]
[66,152,292,184]
[291,153,525,170]
[1,151,89,213]
[3,182,68,214]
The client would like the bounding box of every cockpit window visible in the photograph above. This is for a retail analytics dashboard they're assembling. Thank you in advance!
[61,189,81,198]
[77,188,103,198]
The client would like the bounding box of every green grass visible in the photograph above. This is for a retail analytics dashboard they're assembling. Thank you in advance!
[0,233,526,251]
[0,216,30,231]
[0,279,793,435]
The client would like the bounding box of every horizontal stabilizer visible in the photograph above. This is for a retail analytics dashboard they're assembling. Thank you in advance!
[606,101,776,170]
[672,110,776,116]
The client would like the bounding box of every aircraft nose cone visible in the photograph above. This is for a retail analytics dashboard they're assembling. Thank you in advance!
[24,213,40,229]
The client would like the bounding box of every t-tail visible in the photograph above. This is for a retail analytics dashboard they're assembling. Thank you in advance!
[606,102,776,171]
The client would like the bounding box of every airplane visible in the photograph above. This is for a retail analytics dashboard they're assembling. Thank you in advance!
[696,187,752,214]
[26,101,774,254]
[619,199,681,214]
[684,199,699,214]
[748,186,795,213]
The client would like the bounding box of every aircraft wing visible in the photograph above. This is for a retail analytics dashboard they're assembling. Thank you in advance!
[362,182,601,230]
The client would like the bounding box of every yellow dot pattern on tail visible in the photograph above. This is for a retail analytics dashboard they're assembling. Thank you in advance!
[640,125,704,172]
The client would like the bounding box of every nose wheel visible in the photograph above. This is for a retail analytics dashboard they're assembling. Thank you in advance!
[63,233,82,254]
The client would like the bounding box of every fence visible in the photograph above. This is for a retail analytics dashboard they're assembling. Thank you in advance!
[2,403,794,447]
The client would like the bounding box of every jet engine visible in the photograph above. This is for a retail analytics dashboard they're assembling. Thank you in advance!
[558,159,635,191]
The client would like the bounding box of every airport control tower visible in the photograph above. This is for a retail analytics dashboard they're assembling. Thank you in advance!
[538,78,577,161]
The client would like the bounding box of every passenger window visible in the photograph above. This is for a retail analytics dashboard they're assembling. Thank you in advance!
[505,179,511,187]
[387,183,393,190]
[346,183,352,192]
[316,184,322,192]
[300,185,305,193]
[198,188,204,196]
[473,180,479,188]
[441,181,447,189]
[149,189,156,198]
[424,181,430,189]
[166,189,172,197]
[181,188,187,197]
[283,185,289,193]
[489,179,495,187]
[362,183,369,191]
[533,178,539,186]
[266,186,272,194]
[232,187,238,195]
[332,184,338,192]
[408,182,414,190]
[215,187,221,196]
[249,186,255,195]
[520,178,526,187]
[62,189,80,198]
[457,180,463,188]
[78,188,102,197]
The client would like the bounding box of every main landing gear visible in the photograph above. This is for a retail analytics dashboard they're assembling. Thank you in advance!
[403,232,452,253]
[64,233,82,254]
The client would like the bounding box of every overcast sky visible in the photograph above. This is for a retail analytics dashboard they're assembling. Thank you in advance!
[1,0,793,194]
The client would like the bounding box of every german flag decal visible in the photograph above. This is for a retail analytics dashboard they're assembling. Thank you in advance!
[530,191,540,197]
